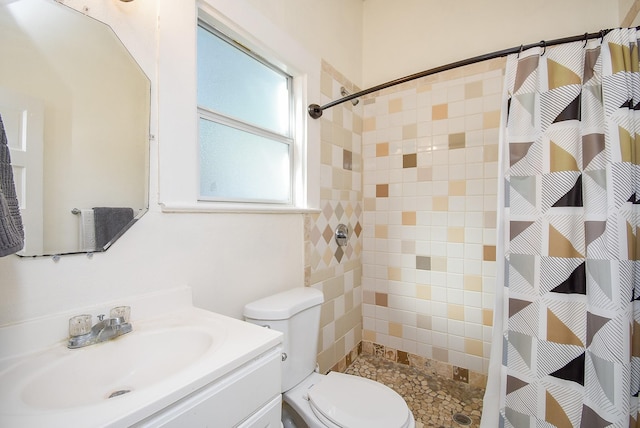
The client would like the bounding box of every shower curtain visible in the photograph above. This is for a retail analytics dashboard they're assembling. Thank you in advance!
[483,28,640,427]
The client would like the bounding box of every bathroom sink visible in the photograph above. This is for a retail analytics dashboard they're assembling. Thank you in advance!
[20,327,213,409]
[0,295,283,428]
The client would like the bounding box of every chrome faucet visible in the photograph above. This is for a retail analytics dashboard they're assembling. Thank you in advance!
[67,307,132,349]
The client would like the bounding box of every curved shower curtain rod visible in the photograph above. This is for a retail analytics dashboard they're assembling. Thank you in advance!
[307,28,620,119]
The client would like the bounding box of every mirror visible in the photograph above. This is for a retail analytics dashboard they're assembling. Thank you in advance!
[0,0,150,257]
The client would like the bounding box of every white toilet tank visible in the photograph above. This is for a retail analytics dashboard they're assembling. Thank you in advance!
[244,287,324,392]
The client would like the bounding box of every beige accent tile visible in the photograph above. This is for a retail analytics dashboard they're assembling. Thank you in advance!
[432,347,449,364]
[465,338,484,357]
[376,142,389,157]
[447,227,464,243]
[464,275,483,291]
[483,245,496,261]
[320,72,333,97]
[375,224,388,238]
[389,322,403,338]
[309,265,336,284]
[433,196,449,211]
[363,329,376,342]
[401,240,416,254]
[364,197,376,211]
[482,309,494,326]
[403,123,417,139]
[388,266,402,281]
[389,98,403,113]
[417,313,432,329]
[465,81,483,99]
[375,292,388,307]
[402,211,417,225]
[418,167,432,181]
[432,104,448,120]
[364,117,376,132]
[448,304,465,321]
[484,144,499,162]
[431,256,447,272]
[483,110,501,128]
[363,290,375,304]
[324,276,345,301]
[344,289,354,312]
[416,284,431,300]
[320,301,335,327]
[320,142,333,166]
[376,184,389,197]
[448,132,466,149]
[484,211,497,228]
[449,180,466,196]
[403,153,417,168]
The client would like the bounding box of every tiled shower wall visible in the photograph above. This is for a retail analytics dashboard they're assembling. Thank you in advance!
[305,60,364,373]
[361,58,505,380]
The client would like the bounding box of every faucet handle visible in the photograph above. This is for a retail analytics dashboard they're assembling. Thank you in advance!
[110,306,131,323]
[69,314,92,337]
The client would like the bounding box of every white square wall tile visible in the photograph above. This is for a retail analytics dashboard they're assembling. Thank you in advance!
[432,331,448,347]
[449,351,466,368]
[448,334,465,352]
[417,343,433,359]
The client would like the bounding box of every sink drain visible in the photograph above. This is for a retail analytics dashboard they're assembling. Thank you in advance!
[108,389,131,399]
[452,412,472,426]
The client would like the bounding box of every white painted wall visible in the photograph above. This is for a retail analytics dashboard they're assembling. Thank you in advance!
[362,0,621,87]
[244,0,364,88]
[0,0,316,326]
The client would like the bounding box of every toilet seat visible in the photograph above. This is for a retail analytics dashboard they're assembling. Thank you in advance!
[306,372,412,428]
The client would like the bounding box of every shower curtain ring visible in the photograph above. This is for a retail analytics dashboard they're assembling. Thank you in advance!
[517,45,524,58]
[583,33,588,48]
[540,40,546,56]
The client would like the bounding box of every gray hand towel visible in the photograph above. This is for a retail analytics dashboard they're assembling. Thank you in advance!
[93,207,135,249]
[0,113,24,257]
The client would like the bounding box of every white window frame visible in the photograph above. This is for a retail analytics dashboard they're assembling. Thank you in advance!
[196,21,295,205]
[157,0,321,213]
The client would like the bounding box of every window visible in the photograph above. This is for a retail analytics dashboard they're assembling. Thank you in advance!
[197,21,294,204]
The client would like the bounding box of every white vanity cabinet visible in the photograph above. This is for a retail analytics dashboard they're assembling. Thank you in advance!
[133,346,283,427]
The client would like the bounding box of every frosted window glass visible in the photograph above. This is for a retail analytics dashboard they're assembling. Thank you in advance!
[197,26,290,136]
[199,119,291,202]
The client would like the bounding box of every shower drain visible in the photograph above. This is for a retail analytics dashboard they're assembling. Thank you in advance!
[108,389,131,399]
[452,412,472,426]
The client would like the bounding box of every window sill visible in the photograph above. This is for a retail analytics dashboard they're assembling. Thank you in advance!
[159,202,321,214]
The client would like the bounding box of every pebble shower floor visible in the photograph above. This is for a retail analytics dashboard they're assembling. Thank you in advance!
[344,354,485,428]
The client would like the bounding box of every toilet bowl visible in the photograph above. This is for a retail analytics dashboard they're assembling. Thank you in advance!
[283,371,415,428]
[244,287,415,428]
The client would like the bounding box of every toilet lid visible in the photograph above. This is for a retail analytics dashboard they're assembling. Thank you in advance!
[307,372,411,428]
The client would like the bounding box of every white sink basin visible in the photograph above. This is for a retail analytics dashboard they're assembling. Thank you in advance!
[21,327,213,409]
[0,297,282,428]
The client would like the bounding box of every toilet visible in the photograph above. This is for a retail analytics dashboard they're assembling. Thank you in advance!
[244,287,415,428]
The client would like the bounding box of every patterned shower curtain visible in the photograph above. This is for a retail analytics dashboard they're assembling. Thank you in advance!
[494,28,640,427]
